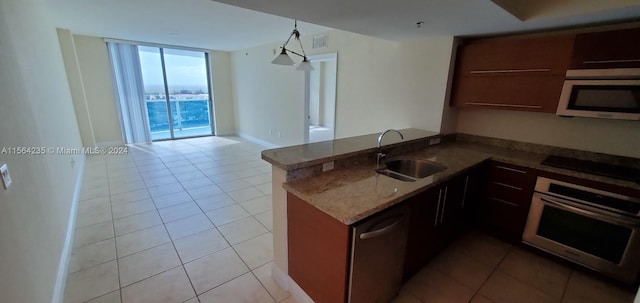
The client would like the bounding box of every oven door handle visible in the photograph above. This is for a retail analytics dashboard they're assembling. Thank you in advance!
[540,196,640,227]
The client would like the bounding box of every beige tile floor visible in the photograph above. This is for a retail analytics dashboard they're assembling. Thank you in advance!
[64,135,636,303]
[64,136,289,303]
[395,231,636,303]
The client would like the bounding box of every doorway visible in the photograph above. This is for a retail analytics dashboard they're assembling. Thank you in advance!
[138,46,214,141]
[304,53,337,143]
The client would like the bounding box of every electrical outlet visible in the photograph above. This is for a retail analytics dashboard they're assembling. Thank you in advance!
[429,137,441,145]
[322,161,335,172]
[269,129,273,135]
[278,131,281,138]
[1,162,12,189]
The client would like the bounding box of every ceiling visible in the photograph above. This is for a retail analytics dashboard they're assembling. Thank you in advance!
[213,0,640,40]
[44,0,640,51]
[43,0,331,51]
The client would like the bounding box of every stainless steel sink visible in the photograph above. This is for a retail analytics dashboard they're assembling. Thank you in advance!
[376,159,446,181]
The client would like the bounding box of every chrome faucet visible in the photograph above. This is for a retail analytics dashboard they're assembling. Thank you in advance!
[376,129,404,166]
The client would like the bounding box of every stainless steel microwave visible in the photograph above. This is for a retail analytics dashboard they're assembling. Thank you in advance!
[556,68,640,120]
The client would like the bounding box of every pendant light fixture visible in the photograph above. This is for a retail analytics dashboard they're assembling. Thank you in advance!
[271,20,314,71]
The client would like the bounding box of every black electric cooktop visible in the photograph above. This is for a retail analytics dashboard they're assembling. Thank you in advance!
[541,155,640,183]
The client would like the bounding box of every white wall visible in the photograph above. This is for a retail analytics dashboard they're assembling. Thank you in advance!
[73,35,123,146]
[210,50,236,135]
[230,43,306,146]
[321,60,337,128]
[456,108,640,158]
[309,62,321,126]
[57,29,96,147]
[230,29,455,146]
[61,34,236,141]
[0,0,84,302]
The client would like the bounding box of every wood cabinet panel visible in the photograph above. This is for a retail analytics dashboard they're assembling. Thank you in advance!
[403,167,482,281]
[403,188,441,280]
[451,34,574,113]
[480,161,536,243]
[571,27,640,69]
[457,35,575,74]
[288,193,350,303]
[452,74,565,112]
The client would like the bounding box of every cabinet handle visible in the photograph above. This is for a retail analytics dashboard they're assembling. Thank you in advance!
[359,216,404,239]
[440,186,448,224]
[495,165,527,174]
[466,102,543,109]
[434,189,442,227]
[493,181,523,191]
[583,59,640,65]
[461,176,469,208]
[469,68,552,74]
[491,197,519,207]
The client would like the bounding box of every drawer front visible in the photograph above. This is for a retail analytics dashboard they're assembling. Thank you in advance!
[488,162,536,188]
[483,197,530,242]
[487,181,532,208]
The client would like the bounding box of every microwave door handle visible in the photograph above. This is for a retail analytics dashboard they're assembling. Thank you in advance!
[540,196,640,227]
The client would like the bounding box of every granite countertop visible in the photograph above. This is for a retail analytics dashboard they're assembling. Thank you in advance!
[261,128,440,170]
[283,141,640,225]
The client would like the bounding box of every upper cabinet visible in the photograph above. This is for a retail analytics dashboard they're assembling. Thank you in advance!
[571,27,640,69]
[450,34,575,113]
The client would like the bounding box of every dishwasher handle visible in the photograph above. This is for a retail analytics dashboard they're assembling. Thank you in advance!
[359,216,404,240]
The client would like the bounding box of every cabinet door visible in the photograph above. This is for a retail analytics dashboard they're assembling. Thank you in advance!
[403,188,441,280]
[452,74,566,112]
[571,27,640,69]
[288,193,350,303]
[456,35,574,74]
[451,34,574,113]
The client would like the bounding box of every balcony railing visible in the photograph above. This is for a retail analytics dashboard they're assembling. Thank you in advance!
[146,99,211,133]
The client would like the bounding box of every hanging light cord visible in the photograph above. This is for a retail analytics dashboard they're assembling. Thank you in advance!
[280,20,308,60]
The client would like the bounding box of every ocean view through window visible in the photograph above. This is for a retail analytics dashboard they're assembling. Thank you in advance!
[138,46,214,140]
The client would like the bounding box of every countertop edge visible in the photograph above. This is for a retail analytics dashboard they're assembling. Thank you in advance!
[283,142,640,226]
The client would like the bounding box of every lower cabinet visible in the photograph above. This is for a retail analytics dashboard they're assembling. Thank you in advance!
[403,167,481,280]
[287,165,484,302]
[479,161,537,243]
[288,193,350,303]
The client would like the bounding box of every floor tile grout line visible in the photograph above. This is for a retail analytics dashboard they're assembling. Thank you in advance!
[462,240,513,303]
[103,156,127,303]
[67,137,270,303]
[559,270,574,303]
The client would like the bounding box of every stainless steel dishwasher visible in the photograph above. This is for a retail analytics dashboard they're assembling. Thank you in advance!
[348,204,409,303]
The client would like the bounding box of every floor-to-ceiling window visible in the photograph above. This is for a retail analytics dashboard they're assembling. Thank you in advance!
[138,46,214,141]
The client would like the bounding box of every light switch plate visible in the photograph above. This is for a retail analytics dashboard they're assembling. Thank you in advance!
[1,162,11,189]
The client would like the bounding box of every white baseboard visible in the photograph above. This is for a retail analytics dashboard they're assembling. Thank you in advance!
[271,264,314,303]
[271,263,289,291]
[214,130,235,136]
[96,140,124,147]
[288,276,315,303]
[51,155,85,303]
[236,132,280,149]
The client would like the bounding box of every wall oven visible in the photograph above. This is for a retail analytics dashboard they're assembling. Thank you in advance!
[556,68,640,120]
[523,177,640,284]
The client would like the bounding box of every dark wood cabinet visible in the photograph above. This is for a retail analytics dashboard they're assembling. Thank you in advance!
[480,161,537,243]
[570,27,640,69]
[451,34,574,113]
[403,168,481,280]
[403,187,442,279]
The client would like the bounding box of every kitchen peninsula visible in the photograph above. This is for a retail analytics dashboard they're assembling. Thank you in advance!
[262,128,640,303]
